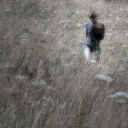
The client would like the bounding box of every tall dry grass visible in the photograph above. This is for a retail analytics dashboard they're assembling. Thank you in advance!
[0,0,128,128]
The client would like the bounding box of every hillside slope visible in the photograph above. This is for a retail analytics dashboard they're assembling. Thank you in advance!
[0,0,128,128]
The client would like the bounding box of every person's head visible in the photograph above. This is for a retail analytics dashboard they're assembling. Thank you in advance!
[88,11,98,24]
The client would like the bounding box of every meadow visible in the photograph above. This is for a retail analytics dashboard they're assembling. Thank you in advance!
[0,0,128,128]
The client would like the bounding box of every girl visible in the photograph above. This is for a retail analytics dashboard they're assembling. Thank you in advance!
[84,11,105,63]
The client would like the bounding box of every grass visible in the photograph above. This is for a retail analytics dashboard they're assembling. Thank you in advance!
[0,0,128,128]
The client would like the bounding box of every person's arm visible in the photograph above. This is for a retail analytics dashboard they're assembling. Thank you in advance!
[101,24,105,40]
[102,24,105,39]
[85,23,88,38]
[86,30,88,38]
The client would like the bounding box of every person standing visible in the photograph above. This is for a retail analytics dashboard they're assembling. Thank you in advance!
[84,10,105,63]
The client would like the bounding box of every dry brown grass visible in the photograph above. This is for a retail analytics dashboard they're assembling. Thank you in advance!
[0,0,128,128]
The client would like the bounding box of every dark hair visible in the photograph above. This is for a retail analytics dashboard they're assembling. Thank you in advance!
[88,11,98,19]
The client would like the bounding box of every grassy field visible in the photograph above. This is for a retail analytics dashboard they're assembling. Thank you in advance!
[0,0,128,128]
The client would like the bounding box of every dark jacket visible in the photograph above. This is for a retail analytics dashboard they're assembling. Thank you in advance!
[85,22,105,47]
